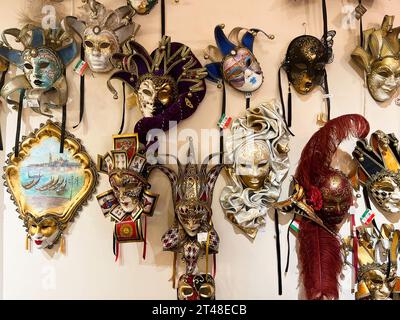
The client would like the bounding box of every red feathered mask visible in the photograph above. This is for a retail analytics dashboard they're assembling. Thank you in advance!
[295,114,369,300]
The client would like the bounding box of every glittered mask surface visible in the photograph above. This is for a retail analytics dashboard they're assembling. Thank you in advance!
[352,15,400,102]
[129,0,158,15]
[283,33,335,95]
[177,273,215,300]
[220,101,290,239]
[222,47,263,92]
[23,48,62,90]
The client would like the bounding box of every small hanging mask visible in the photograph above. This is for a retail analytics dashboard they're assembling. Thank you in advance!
[65,0,137,73]
[107,36,207,143]
[220,100,290,239]
[205,25,274,93]
[352,15,400,102]
[96,134,159,260]
[128,0,158,15]
[353,130,400,214]
[177,273,216,300]
[4,121,98,251]
[282,32,335,95]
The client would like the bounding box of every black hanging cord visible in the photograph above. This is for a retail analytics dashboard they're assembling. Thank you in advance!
[245,96,250,109]
[73,43,85,129]
[14,89,25,157]
[285,214,296,273]
[359,1,364,47]
[278,67,295,136]
[0,66,8,149]
[274,209,282,295]
[161,0,166,37]
[60,103,67,153]
[287,84,292,127]
[118,83,126,135]
[219,82,226,164]
[322,0,328,38]
[323,70,331,121]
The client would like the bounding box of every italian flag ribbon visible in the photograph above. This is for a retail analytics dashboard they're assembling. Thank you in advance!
[289,218,301,233]
[217,113,232,129]
[74,59,88,76]
[360,208,375,225]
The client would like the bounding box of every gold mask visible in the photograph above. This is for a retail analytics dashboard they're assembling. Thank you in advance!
[352,15,400,102]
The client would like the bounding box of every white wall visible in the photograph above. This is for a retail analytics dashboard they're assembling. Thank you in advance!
[1,0,400,300]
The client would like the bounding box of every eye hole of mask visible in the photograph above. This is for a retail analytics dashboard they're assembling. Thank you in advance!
[100,42,111,49]
[377,70,391,78]
[24,63,33,70]
[294,63,307,70]
[84,40,94,48]
[142,89,153,96]
[199,284,214,298]
[39,62,50,69]
[245,57,252,67]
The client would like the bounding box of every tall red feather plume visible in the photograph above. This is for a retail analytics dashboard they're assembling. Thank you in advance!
[295,114,369,192]
[299,220,342,299]
[295,114,369,300]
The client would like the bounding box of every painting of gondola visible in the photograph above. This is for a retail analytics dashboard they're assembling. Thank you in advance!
[4,121,98,250]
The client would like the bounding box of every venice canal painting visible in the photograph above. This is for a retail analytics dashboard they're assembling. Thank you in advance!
[19,137,85,212]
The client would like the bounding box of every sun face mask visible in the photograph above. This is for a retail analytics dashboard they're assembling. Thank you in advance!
[275,115,370,300]
[343,224,400,300]
[96,133,158,261]
[220,100,290,239]
[107,36,207,143]
[153,139,224,300]
[205,25,273,94]
[353,130,400,215]
[352,15,400,102]
[4,121,98,252]
[65,1,137,73]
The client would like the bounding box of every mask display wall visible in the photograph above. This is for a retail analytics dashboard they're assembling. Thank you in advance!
[275,115,370,300]
[220,100,290,239]
[205,25,273,94]
[65,0,137,73]
[107,36,207,143]
[351,15,400,102]
[3,121,98,251]
[0,25,77,116]
[153,139,224,300]
[353,130,400,215]
[343,224,400,300]
[96,133,158,260]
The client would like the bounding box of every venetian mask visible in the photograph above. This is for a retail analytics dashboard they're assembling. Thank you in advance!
[283,33,335,94]
[107,36,207,144]
[129,0,158,15]
[27,215,61,249]
[22,48,63,90]
[353,130,400,214]
[66,1,136,73]
[352,15,400,102]
[235,141,270,189]
[3,121,98,251]
[83,29,118,72]
[220,101,290,239]
[177,273,215,300]
[205,25,274,93]
[318,171,353,228]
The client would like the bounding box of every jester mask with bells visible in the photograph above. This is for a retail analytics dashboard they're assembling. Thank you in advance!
[351,15,400,102]
[205,25,274,93]
[3,121,98,251]
[96,134,158,260]
[220,100,290,239]
[107,36,207,144]
[282,31,335,95]
[128,0,158,15]
[274,115,370,300]
[153,139,224,300]
[65,0,137,73]
[343,224,400,300]
[353,130,400,215]
[0,25,77,116]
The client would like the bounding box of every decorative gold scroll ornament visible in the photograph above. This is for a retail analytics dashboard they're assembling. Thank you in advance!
[3,120,98,252]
